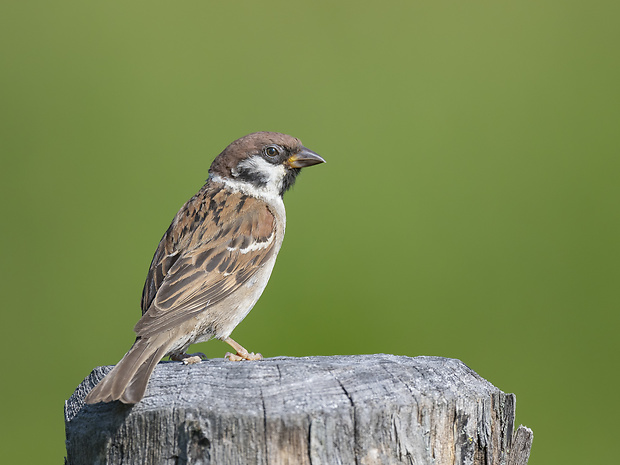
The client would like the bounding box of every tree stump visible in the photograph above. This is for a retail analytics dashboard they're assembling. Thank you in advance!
[65,354,532,464]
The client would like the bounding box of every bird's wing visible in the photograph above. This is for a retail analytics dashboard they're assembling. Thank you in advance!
[135,184,277,337]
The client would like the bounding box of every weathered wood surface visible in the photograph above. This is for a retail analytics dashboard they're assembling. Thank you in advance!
[65,354,532,464]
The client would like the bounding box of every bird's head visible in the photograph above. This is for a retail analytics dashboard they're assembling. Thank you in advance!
[209,132,325,197]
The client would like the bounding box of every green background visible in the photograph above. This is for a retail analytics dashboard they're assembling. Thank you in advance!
[2,1,618,463]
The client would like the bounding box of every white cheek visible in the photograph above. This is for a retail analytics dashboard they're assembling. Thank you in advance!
[237,156,286,193]
[215,156,288,206]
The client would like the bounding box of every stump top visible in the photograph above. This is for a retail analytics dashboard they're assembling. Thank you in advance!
[67,354,501,421]
[66,354,529,465]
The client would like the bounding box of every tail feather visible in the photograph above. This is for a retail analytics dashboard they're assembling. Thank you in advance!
[118,342,172,404]
[84,335,174,404]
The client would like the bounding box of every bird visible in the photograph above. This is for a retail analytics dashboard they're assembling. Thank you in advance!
[84,131,325,404]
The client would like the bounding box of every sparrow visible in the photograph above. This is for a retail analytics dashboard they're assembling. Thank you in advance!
[84,131,325,404]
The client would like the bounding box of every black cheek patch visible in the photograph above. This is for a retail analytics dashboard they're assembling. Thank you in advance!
[235,166,268,187]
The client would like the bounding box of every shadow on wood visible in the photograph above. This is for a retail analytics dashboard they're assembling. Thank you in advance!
[65,354,532,464]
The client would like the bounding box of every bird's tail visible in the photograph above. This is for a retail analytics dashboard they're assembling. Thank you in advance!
[84,334,174,405]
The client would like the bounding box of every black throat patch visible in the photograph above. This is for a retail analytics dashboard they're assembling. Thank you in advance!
[280,168,301,196]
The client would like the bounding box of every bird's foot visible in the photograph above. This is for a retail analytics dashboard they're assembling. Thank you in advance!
[169,351,207,365]
[223,336,262,361]
[225,351,263,361]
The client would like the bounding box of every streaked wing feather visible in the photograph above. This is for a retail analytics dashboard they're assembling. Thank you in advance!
[135,183,276,337]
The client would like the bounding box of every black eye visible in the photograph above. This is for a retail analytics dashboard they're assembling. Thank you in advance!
[264,145,280,157]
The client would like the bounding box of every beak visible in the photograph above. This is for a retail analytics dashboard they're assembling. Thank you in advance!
[287,147,326,168]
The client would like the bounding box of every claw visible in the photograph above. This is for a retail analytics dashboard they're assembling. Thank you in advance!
[222,337,263,362]
[225,352,244,361]
[224,351,263,362]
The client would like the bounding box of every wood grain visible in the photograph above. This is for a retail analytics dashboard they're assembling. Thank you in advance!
[65,354,532,464]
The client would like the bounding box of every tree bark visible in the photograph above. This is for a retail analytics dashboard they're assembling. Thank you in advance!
[65,354,532,464]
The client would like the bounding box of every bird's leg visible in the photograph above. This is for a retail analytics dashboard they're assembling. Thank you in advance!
[169,350,207,365]
[223,337,263,361]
